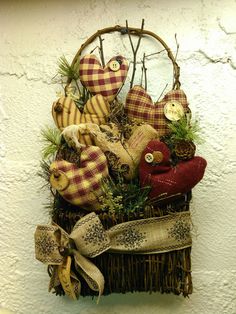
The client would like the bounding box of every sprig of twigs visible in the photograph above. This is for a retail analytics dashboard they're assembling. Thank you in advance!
[173,33,179,88]
[89,36,105,67]
[157,83,168,102]
[144,49,166,59]
[140,40,180,101]
[174,33,179,61]
[140,48,170,98]
[126,19,145,89]
[98,35,105,67]
[141,53,147,90]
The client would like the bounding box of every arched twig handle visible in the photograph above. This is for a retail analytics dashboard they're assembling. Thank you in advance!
[67,25,181,90]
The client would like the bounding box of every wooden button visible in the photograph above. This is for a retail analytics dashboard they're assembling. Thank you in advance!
[109,60,120,72]
[164,101,184,121]
[145,153,154,163]
[50,170,69,191]
[153,151,164,163]
[54,101,63,113]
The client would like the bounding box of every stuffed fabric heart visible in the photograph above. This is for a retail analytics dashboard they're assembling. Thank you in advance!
[65,123,159,180]
[125,86,190,136]
[139,140,207,199]
[79,55,129,102]
[49,146,109,210]
[93,123,158,180]
[52,95,110,145]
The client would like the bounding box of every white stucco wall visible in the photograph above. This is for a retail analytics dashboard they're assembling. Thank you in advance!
[1,0,236,313]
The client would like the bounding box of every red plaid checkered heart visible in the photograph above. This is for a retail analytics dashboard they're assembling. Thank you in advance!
[49,146,109,211]
[79,55,129,101]
[125,86,190,136]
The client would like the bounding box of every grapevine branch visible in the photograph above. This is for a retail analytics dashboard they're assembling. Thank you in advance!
[157,83,168,102]
[173,33,179,87]
[126,19,145,88]
[98,35,105,67]
[141,53,147,90]
[67,25,180,90]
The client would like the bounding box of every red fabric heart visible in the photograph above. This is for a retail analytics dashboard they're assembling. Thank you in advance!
[144,140,171,173]
[79,55,129,101]
[139,140,207,198]
[125,86,190,136]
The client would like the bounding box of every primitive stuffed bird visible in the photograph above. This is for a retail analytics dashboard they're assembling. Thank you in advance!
[139,140,207,199]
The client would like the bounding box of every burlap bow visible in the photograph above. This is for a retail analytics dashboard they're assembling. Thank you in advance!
[35,211,192,300]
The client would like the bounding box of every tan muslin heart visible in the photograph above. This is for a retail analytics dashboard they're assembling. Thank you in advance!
[79,55,129,102]
[52,95,110,145]
[125,86,190,136]
[65,123,159,180]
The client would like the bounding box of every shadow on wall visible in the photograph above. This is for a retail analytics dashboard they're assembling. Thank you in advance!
[69,292,188,313]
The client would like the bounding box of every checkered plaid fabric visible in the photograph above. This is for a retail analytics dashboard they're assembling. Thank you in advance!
[125,86,189,136]
[52,95,110,145]
[50,146,108,209]
[79,55,129,102]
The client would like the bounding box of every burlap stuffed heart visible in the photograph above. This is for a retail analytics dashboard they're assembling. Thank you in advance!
[79,55,129,102]
[125,86,190,136]
[63,123,159,180]
[49,146,109,210]
[52,95,110,145]
[139,140,207,199]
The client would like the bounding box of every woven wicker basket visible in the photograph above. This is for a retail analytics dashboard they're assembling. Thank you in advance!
[52,192,192,296]
[48,24,193,298]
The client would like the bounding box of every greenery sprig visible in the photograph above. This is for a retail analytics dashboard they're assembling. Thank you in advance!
[57,56,93,109]
[41,127,62,159]
[168,116,203,144]
[99,175,151,215]
[38,160,51,186]
[57,55,79,81]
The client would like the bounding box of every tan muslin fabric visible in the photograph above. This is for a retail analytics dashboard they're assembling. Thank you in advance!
[108,211,192,254]
[65,122,159,179]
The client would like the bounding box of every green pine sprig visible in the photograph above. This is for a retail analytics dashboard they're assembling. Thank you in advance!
[57,55,79,81]
[168,116,203,144]
[41,127,62,159]
[38,159,51,188]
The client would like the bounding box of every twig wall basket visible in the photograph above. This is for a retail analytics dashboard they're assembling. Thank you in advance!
[35,22,207,301]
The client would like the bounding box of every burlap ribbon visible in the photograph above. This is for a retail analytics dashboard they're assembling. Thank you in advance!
[35,211,191,300]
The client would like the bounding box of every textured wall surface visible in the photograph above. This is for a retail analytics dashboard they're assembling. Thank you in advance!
[1,0,236,313]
